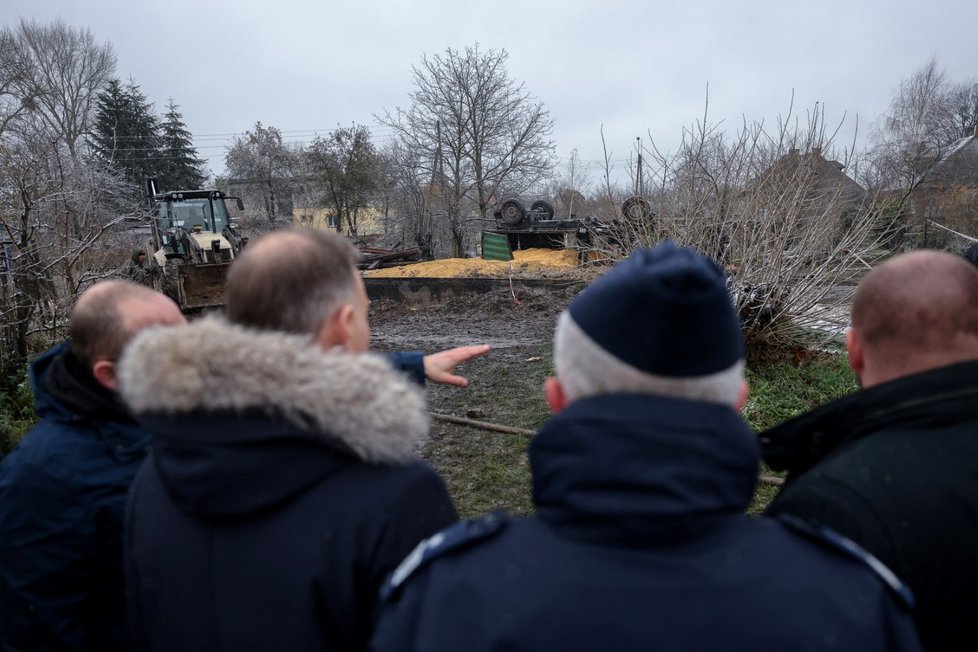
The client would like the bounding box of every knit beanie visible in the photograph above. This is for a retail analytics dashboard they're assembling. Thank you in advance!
[565,241,743,378]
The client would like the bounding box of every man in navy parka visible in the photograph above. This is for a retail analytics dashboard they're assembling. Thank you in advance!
[119,230,467,651]
[369,242,923,652]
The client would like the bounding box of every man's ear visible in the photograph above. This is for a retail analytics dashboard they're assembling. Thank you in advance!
[543,377,568,414]
[315,304,355,350]
[735,379,750,412]
[91,360,118,391]
[846,328,864,376]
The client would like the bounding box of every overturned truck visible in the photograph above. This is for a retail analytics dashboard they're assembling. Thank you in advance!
[145,179,248,312]
[486,196,654,256]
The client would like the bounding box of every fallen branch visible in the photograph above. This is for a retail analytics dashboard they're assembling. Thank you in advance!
[431,412,536,436]
[431,412,788,489]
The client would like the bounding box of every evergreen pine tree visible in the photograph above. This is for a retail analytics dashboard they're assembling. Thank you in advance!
[89,77,162,185]
[159,99,206,190]
[123,78,162,184]
[90,78,131,163]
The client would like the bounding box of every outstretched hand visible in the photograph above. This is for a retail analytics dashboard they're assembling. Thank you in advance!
[424,344,491,387]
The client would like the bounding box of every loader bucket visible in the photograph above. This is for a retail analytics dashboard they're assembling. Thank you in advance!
[179,262,230,311]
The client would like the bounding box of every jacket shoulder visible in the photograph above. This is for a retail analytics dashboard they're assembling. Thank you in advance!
[775,514,915,609]
[2,419,89,471]
[1,417,145,490]
[381,511,508,601]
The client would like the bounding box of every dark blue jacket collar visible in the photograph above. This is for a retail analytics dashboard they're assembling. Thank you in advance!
[30,342,76,421]
[31,342,131,423]
[531,393,759,546]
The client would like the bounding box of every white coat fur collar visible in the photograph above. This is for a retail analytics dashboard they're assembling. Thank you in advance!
[117,317,429,464]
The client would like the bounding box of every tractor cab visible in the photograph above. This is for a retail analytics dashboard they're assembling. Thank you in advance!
[151,189,245,264]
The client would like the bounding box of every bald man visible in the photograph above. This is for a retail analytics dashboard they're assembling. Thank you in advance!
[763,250,978,652]
[0,281,185,652]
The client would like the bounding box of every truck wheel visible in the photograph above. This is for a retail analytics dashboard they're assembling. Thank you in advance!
[500,199,527,226]
[530,200,555,221]
[622,196,654,222]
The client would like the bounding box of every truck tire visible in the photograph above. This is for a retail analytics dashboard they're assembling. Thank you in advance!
[622,196,654,222]
[500,199,527,226]
[530,200,555,221]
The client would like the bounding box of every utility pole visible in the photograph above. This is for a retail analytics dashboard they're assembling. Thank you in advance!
[432,120,444,187]
[635,137,644,197]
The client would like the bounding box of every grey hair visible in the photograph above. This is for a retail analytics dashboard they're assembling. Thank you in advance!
[553,311,744,406]
[225,229,361,336]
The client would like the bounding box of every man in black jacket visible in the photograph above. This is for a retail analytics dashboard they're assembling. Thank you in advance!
[764,250,978,651]
[120,230,479,651]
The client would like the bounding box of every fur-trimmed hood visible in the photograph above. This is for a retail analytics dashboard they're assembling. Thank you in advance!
[118,317,429,465]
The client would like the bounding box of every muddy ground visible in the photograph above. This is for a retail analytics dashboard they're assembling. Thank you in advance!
[370,285,582,517]
[368,283,821,518]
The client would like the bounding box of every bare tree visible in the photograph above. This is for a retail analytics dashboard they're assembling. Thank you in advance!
[948,80,978,139]
[380,45,555,257]
[870,57,962,191]
[224,122,301,228]
[305,124,380,238]
[382,140,437,255]
[0,31,33,137]
[0,20,129,382]
[6,19,115,160]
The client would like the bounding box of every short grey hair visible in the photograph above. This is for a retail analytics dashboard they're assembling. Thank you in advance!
[225,229,360,335]
[553,311,744,406]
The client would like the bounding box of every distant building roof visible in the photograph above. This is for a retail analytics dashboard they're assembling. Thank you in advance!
[749,147,865,203]
[926,128,978,187]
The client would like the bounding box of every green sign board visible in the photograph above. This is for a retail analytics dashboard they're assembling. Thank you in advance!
[481,231,513,261]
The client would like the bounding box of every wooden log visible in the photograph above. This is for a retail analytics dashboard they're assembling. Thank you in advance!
[431,411,788,489]
[431,412,535,436]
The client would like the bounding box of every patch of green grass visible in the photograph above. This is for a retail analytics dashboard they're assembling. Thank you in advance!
[425,428,533,518]
[744,353,856,432]
[743,351,856,513]
[423,344,550,518]
[747,478,783,516]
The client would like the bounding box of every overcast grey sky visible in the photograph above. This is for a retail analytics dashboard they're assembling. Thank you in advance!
[5,0,977,186]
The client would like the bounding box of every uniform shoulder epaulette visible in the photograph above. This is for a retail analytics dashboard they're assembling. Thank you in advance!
[381,511,508,601]
[776,514,916,610]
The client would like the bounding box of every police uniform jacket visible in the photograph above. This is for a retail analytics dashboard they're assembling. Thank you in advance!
[370,393,922,652]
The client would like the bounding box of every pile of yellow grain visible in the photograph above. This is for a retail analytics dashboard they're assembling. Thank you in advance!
[364,247,578,278]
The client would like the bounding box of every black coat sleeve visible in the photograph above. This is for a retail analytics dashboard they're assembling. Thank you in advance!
[346,465,457,651]
[367,467,457,607]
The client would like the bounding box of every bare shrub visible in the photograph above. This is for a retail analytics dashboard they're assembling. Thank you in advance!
[607,98,890,353]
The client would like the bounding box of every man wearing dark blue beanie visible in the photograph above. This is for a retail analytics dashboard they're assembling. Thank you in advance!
[369,242,922,652]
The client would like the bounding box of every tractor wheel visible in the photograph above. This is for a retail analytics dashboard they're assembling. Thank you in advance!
[530,200,555,221]
[500,199,527,226]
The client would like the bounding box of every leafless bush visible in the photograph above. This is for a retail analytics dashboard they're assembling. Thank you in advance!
[605,99,890,353]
